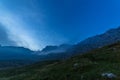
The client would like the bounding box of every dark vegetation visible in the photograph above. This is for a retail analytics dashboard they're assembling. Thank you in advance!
[0,42,120,80]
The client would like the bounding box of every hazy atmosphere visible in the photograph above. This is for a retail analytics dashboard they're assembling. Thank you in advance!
[0,0,120,50]
[1,0,120,80]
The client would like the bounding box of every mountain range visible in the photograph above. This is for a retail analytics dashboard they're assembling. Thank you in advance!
[1,40,120,80]
[0,46,39,68]
[37,44,72,55]
[68,26,120,54]
[0,26,120,79]
[36,26,120,59]
[1,26,120,67]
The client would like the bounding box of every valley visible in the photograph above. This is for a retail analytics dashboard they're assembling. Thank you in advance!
[0,42,120,80]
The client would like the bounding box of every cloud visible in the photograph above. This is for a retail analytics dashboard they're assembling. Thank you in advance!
[0,0,68,50]
[0,23,16,46]
[0,7,41,50]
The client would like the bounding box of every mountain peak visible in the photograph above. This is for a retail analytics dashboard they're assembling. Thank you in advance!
[41,46,58,52]
[70,26,120,54]
[106,26,120,33]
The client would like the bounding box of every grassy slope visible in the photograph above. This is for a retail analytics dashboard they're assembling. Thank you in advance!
[0,42,120,80]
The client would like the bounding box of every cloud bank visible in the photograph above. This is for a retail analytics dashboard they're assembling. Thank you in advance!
[0,7,41,50]
[0,24,16,46]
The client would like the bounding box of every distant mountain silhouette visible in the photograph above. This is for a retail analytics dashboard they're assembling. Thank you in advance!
[37,44,72,55]
[0,46,40,68]
[33,44,72,61]
[69,26,120,54]
[2,27,120,62]
[0,46,35,60]
[34,27,120,60]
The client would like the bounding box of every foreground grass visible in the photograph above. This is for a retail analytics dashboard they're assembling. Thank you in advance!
[0,43,120,80]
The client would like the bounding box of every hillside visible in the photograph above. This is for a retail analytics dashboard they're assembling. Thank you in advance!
[34,27,120,61]
[1,42,120,80]
[38,44,72,55]
[0,46,40,69]
[69,27,120,54]
[0,46,34,60]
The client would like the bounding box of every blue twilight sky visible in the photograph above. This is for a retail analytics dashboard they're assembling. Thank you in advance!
[0,0,120,50]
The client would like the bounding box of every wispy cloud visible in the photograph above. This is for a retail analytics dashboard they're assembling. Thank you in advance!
[0,0,69,50]
[0,7,42,50]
